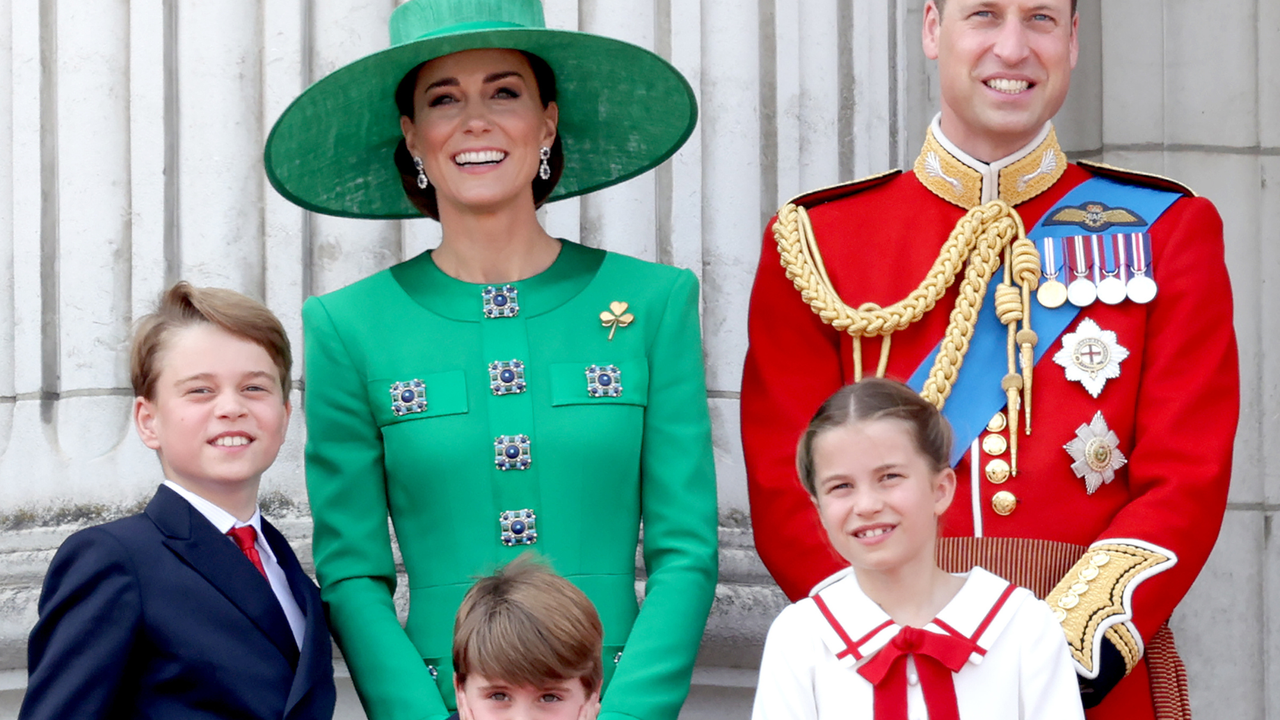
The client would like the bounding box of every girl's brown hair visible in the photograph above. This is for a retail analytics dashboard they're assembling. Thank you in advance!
[795,378,952,496]
[130,282,292,401]
[453,556,603,694]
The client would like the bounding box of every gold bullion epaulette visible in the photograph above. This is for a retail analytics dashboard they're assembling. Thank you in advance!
[784,170,902,210]
[1045,541,1177,678]
[1077,160,1197,198]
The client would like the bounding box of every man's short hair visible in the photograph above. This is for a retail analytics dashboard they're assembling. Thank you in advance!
[130,281,292,400]
[453,557,604,694]
[934,0,1079,16]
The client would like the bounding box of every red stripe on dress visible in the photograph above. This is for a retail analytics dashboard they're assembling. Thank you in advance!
[812,594,893,661]
[969,582,1017,647]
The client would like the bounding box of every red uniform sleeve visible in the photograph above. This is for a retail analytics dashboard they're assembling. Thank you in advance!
[741,220,848,601]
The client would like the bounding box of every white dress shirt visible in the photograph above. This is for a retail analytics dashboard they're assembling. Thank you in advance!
[163,480,306,649]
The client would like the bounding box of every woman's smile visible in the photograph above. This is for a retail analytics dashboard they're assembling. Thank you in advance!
[400,48,558,216]
[453,148,508,168]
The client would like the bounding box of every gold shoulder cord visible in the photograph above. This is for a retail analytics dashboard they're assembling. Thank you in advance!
[773,200,1041,473]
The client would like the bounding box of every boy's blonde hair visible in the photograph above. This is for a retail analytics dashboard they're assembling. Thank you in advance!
[796,377,953,496]
[130,282,292,400]
[453,557,603,694]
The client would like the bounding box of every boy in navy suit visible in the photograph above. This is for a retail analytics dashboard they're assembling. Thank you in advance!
[20,282,336,720]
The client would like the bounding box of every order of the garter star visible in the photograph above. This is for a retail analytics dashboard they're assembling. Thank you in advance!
[1053,318,1129,399]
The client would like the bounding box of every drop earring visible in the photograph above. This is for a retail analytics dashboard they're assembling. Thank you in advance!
[414,156,429,188]
[538,146,551,181]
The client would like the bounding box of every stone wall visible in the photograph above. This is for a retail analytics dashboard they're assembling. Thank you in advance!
[1,0,1276,717]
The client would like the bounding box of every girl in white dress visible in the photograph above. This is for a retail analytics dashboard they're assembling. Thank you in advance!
[751,379,1084,720]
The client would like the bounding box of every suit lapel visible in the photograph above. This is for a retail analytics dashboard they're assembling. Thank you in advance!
[146,486,301,667]
[262,519,332,717]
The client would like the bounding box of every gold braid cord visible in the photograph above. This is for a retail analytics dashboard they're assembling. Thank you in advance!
[774,200,1040,430]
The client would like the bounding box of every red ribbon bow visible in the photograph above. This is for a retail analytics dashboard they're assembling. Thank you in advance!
[856,626,977,720]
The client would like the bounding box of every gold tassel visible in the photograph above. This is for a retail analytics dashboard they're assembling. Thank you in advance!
[852,338,863,382]
[1002,374,1023,475]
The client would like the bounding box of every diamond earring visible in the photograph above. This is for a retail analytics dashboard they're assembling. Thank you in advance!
[413,156,429,189]
[538,146,551,181]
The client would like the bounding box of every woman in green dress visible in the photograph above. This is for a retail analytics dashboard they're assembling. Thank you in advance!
[263,2,718,719]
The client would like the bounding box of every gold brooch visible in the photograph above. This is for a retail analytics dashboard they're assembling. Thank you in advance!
[600,301,634,341]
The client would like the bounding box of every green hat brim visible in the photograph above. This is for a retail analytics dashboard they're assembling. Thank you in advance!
[264,27,697,219]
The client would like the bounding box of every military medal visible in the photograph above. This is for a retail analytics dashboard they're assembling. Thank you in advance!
[1036,237,1068,309]
[1053,318,1129,398]
[1065,235,1097,307]
[1126,232,1157,304]
[1095,234,1128,305]
[1064,411,1127,494]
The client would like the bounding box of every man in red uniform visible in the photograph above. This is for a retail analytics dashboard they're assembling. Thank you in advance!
[741,1,1239,718]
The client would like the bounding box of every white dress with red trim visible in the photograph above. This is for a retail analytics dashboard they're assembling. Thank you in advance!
[752,566,1084,720]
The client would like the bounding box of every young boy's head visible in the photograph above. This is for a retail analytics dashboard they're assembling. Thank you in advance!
[453,557,603,720]
[795,378,956,574]
[130,282,292,503]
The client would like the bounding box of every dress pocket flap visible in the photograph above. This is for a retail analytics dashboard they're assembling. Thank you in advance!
[367,370,469,427]
[549,361,648,407]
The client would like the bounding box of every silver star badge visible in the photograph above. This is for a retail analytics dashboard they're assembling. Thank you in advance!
[1053,318,1129,398]
[1065,412,1127,495]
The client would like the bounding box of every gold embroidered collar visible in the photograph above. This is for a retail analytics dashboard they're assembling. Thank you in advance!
[913,117,1067,209]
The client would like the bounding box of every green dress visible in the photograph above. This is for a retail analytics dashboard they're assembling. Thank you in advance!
[302,240,718,720]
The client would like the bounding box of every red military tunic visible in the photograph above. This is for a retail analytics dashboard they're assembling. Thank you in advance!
[741,119,1239,720]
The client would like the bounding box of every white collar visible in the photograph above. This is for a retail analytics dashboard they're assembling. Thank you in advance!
[162,480,276,563]
[806,566,1030,670]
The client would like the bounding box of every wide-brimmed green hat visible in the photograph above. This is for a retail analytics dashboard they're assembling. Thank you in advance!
[264,0,697,219]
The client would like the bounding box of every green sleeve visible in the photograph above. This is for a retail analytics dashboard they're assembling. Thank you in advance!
[303,297,450,720]
[598,269,719,720]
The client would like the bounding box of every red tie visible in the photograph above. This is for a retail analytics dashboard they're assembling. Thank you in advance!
[227,526,268,579]
[856,625,976,720]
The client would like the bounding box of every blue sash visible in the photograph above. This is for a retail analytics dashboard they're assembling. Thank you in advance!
[906,177,1181,466]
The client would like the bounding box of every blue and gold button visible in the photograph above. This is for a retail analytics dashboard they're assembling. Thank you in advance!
[500,509,537,546]
[586,364,622,398]
[494,434,531,471]
[482,285,519,318]
[490,360,527,395]
[389,379,427,416]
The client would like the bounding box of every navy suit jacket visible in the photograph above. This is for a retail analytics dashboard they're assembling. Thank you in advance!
[20,485,336,720]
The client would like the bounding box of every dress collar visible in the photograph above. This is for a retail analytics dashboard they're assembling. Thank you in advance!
[388,238,605,322]
[807,566,1027,670]
[913,115,1067,208]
